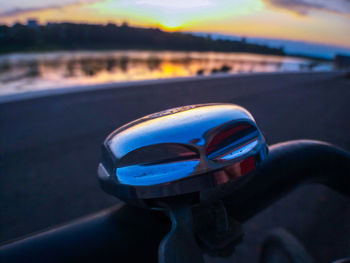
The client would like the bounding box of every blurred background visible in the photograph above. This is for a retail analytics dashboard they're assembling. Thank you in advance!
[0,0,350,95]
[0,1,350,263]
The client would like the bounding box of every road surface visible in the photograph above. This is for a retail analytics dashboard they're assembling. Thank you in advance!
[1,72,349,262]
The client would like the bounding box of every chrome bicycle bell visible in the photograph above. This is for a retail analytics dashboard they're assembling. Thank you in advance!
[98,103,268,207]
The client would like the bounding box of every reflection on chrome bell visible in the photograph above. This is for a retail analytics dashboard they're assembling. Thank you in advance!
[98,103,268,206]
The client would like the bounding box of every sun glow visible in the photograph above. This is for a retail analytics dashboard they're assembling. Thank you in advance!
[159,20,183,31]
[157,16,188,31]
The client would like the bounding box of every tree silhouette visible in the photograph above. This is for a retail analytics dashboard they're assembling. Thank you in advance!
[0,22,285,55]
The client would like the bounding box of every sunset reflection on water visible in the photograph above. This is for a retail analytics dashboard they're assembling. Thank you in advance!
[0,50,328,95]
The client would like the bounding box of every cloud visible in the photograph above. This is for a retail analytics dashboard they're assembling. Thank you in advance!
[262,0,350,16]
[0,6,63,17]
[0,0,103,17]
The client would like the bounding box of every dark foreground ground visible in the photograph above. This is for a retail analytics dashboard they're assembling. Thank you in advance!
[1,72,349,262]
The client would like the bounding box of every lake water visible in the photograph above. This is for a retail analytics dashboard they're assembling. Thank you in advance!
[0,50,332,96]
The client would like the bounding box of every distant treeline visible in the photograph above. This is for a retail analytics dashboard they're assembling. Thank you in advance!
[0,22,285,55]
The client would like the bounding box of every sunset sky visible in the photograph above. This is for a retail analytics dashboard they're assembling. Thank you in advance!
[1,0,349,48]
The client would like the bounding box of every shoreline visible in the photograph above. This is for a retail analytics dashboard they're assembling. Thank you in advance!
[0,71,339,104]
[0,47,332,62]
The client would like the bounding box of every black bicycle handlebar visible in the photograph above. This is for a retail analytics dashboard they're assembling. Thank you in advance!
[1,140,349,263]
[208,140,350,222]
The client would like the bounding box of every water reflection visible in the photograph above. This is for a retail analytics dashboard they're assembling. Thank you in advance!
[26,60,41,78]
[146,56,161,71]
[0,50,331,95]
[106,58,117,72]
[65,60,76,77]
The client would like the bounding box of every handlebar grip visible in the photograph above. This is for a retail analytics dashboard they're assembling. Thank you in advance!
[219,140,350,222]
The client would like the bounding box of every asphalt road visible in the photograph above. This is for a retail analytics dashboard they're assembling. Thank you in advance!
[1,72,349,262]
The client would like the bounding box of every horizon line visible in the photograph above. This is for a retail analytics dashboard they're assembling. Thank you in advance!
[2,19,350,51]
